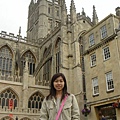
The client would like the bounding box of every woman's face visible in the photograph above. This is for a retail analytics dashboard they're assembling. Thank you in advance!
[53,76,65,92]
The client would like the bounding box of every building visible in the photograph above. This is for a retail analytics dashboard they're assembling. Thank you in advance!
[83,7,120,120]
[0,0,120,120]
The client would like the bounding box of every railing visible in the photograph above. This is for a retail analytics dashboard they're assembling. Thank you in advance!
[0,75,23,83]
[0,106,40,114]
[35,80,50,86]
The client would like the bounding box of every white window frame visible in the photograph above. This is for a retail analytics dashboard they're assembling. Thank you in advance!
[92,77,99,95]
[105,71,114,91]
[89,33,95,46]
[48,0,52,2]
[90,53,96,66]
[100,25,107,39]
[103,46,110,60]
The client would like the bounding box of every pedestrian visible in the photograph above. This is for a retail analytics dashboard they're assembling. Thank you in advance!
[99,112,106,120]
[39,73,80,120]
[101,115,106,120]
[16,116,18,120]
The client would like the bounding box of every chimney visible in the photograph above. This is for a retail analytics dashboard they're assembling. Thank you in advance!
[116,7,120,17]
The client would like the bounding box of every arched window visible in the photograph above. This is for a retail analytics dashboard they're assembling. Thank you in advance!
[21,51,36,75]
[1,116,14,120]
[55,38,61,73]
[43,44,52,82]
[28,92,44,110]
[20,118,31,120]
[0,46,12,75]
[43,59,52,82]
[0,89,18,109]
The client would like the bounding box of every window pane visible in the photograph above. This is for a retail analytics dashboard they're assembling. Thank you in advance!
[90,53,96,66]
[89,33,95,46]
[106,71,114,91]
[0,89,18,109]
[92,77,99,95]
[21,51,36,75]
[103,47,110,60]
[28,92,44,110]
[101,25,107,39]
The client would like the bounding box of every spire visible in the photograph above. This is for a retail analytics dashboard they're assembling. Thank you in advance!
[18,26,21,42]
[61,0,65,6]
[30,0,34,5]
[92,5,98,25]
[82,8,86,16]
[70,0,76,10]
[70,0,77,23]
[19,26,21,35]
[30,0,34,4]
[61,0,67,25]
[15,27,21,76]
[62,0,67,12]
[29,0,35,16]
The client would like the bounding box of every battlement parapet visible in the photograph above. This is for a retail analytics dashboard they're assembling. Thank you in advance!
[0,31,27,42]
[77,13,92,23]
[0,31,41,45]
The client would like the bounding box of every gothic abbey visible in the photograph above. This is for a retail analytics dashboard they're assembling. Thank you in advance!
[0,0,120,120]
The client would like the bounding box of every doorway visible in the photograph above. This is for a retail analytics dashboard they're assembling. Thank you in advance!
[98,103,117,120]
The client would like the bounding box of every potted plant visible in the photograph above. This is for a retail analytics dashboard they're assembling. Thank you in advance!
[112,99,120,108]
[81,104,91,116]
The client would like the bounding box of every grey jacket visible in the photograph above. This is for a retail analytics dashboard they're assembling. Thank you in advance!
[39,94,80,120]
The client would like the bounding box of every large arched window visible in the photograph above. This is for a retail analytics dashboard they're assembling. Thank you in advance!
[28,92,44,110]
[21,51,36,75]
[1,116,14,120]
[20,118,31,120]
[43,59,52,82]
[0,46,13,76]
[43,45,52,82]
[0,89,18,109]
[55,38,61,73]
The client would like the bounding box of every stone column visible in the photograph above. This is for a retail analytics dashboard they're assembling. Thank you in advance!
[22,58,29,108]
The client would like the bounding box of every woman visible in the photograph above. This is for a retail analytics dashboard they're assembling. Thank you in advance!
[40,73,80,120]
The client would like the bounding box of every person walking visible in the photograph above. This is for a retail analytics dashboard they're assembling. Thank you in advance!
[101,115,106,120]
[39,73,80,120]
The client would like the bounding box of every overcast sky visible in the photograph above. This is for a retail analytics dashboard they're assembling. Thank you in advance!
[0,0,119,37]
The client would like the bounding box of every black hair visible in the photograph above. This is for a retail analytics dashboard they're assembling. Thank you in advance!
[46,73,69,100]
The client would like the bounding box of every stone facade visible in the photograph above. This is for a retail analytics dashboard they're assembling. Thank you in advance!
[83,13,120,119]
[0,0,120,120]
